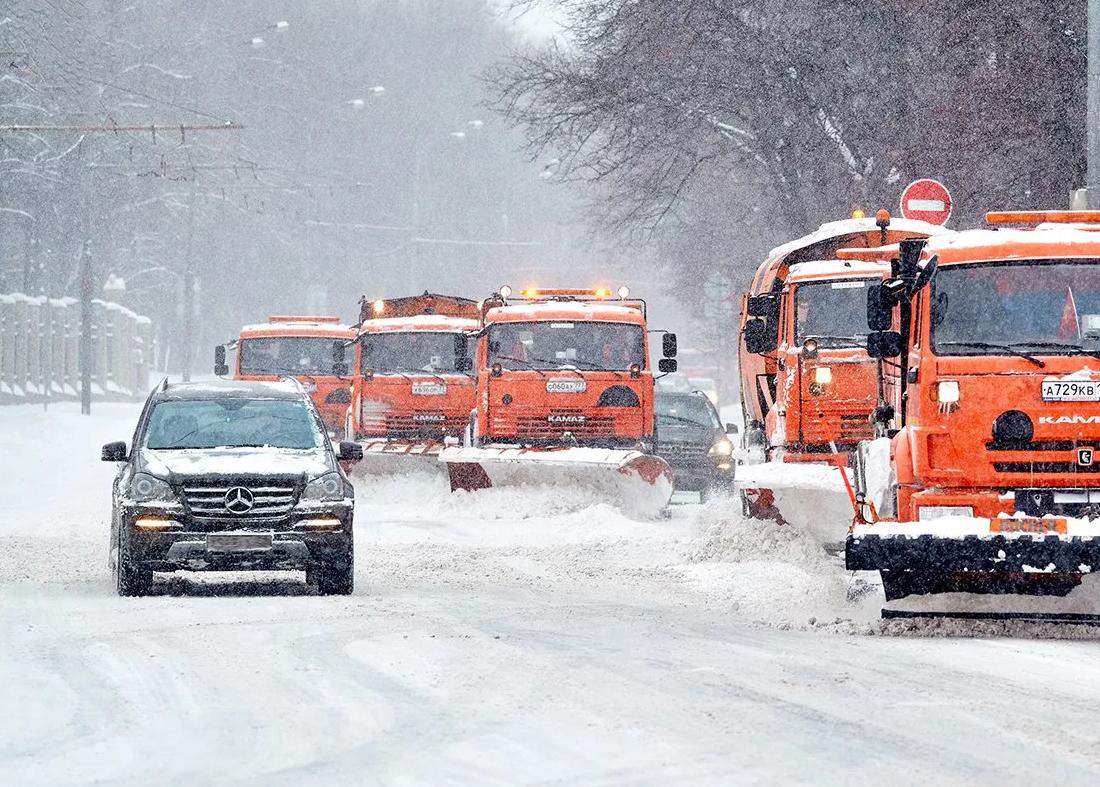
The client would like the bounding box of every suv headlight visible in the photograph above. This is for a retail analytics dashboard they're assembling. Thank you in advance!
[709,438,734,458]
[301,471,347,503]
[130,472,176,503]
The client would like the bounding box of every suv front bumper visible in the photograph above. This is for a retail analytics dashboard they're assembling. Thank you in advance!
[121,503,353,572]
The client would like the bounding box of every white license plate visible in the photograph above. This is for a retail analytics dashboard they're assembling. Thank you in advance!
[206,533,273,552]
[1041,380,1100,401]
[546,378,586,393]
[411,382,447,396]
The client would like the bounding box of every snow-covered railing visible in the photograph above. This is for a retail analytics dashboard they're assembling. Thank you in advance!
[0,293,152,404]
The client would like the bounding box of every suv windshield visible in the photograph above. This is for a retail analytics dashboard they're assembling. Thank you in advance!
[794,279,871,346]
[931,260,1100,354]
[487,321,645,371]
[238,337,346,376]
[145,398,325,450]
[656,395,719,428]
[360,331,459,374]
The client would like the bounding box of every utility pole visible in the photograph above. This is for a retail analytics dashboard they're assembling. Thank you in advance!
[1090,0,1100,207]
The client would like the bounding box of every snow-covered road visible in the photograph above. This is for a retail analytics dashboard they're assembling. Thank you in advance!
[5,403,1100,785]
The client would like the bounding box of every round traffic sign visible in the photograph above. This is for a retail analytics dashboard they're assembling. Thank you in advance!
[900,179,952,225]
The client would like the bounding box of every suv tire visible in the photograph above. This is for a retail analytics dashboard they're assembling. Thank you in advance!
[309,544,354,595]
[115,530,153,597]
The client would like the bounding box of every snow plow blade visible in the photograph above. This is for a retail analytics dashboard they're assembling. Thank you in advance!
[735,460,855,544]
[349,438,446,477]
[439,445,674,518]
[846,519,1100,574]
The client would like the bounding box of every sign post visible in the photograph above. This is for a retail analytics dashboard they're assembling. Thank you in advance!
[900,179,953,226]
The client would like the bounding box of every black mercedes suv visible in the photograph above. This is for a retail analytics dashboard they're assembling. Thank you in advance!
[655,390,737,500]
[103,379,363,596]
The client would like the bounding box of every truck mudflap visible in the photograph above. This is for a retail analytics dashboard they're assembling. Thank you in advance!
[846,518,1100,574]
[439,445,674,519]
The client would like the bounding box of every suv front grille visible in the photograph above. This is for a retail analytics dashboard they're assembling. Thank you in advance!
[182,481,299,522]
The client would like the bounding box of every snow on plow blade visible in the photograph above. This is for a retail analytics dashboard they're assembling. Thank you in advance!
[439,445,674,518]
[735,460,855,544]
[846,518,1100,574]
[350,438,446,477]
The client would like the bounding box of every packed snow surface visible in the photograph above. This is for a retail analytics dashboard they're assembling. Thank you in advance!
[6,403,1100,785]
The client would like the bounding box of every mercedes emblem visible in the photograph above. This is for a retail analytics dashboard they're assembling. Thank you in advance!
[224,486,255,514]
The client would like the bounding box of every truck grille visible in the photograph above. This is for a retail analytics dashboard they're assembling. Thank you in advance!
[182,481,299,522]
[384,414,467,435]
[512,414,615,439]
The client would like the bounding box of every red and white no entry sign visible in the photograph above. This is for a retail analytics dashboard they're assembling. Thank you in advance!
[900,179,953,225]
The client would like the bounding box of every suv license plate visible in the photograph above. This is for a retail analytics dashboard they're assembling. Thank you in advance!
[206,533,273,552]
[1041,380,1100,401]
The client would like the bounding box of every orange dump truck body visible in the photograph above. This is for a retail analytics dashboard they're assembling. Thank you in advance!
[234,316,356,433]
[475,293,655,448]
[874,228,1100,521]
[348,294,479,442]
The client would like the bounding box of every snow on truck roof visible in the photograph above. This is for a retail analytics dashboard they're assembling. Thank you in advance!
[485,300,647,326]
[786,258,888,283]
[357,314,479,334]
[923,227,1100,265]
[763,216,950,267]
[239,320,355,338]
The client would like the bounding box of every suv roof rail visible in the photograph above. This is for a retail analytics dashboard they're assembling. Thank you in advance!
[157,376,169,392]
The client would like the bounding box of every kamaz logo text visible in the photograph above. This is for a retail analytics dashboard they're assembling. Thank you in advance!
[1039,415,1100,425]
[412,414,446,422]
[548,414,586,423]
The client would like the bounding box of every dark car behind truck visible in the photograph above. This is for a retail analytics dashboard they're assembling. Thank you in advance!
[655,391,737,499]
[104,379,363,596]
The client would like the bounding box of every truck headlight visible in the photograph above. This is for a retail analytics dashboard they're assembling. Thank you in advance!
[937,380,960,404]
[130,473,176,503]
[301,471,347,502]
[813,366,833,386]
[709,438,734,457]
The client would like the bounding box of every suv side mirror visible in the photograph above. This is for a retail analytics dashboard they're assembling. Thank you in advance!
[658,358,678,373]
[746,294,779,319]
[725,423,739,434]
[662,333,678,358]
[214,345,229,377]
[101,441,127,462]
[744,318,778,354]
[332,341,349,376]
[866,284,892,332]
[866,330,903,358]
[337,441,364,462]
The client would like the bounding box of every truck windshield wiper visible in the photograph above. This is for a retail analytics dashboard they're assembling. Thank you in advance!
[937,341,1045,368]
[495,355,547,378]
[804,334,866,346]
[1007,341,1100,361]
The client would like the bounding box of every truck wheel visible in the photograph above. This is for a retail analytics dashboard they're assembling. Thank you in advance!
[115,531,153,597]
[309,545,354,595]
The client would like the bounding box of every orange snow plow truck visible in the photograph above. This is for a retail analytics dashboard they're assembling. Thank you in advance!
[439,285,678,517]
[215,316,356,435]
[846,212,1100,611]
[345,293,479,475]
[737,212,948,534]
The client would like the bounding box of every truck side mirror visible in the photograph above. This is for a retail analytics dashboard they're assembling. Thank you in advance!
[746,294,779,319]
[332,341,349,376]
[662,332,677,358]
[744,318,777,354]
[214,345,229,377]
[453,333,472,371]
[866,331,903,358]
[867,285,892,332]
[658,358,678,374]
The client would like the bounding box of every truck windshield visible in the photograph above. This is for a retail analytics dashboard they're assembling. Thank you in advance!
[794,279,871,346]
[656,395,719,428]
[360,331,459,374]
[145,399,324,450]
[487,321,645,371]
[238,337,346,376]
[931,261,1100,355]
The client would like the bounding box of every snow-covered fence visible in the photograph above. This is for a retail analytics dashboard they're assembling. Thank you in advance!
[0,293,152,404]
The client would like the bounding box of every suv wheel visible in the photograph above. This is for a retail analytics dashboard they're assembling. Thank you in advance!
[115,530,153,597]
[308,544,354,595]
